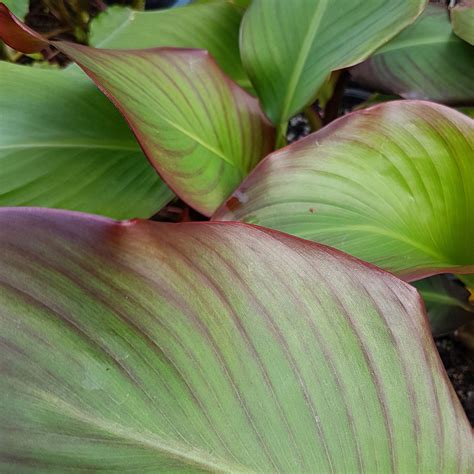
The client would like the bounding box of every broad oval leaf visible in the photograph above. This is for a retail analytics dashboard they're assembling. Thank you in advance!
[413,275,474,336]
[451,0,474,45]
[1,207,472,472]
[214,101,474,281]
[0,61,173,219]
[0,4,274,216]
[90,1,252,90]
[351,4,474,105]
[240,0,426,125]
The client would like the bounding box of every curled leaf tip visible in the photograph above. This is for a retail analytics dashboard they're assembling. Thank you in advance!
[0,3,49,53]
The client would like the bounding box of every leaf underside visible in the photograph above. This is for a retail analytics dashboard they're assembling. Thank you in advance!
[0,207,472,472]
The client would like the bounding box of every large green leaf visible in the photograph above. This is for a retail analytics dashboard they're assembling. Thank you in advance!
[89,1,252,90]
[0,3,274,216]
[351,4,474,105]
[213,101,474,281]
[451,0,474,45]
[0,61,173,219]
[1,207,472,471]
[414,275,474,336]
[239,0,426,126]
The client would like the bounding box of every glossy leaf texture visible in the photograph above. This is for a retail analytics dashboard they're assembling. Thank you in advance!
[0,62,173,219]
[1,207,472,472]
[414,275,474,336]
[351,4,474,105]
[89,1,252,90]
[239,0,426,125]
[214,101,474,281]
[451,0,474,45]
[0,4,274,216]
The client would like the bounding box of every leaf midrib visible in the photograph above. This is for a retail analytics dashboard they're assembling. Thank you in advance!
[278,0,329,124]
[92,10,136,48]
[155,113,239,170]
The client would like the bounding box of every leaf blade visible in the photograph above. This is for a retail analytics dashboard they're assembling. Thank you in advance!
[240,0,426,124]
[1,207,472,471]
[0,62,173,219]
[213,100,474,280]
[0,4,274,216]
[451,0,474,45]
[89,1,252,90]
[350,4,474,104]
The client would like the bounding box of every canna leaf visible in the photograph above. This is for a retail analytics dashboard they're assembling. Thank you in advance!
[451,0,474,45]
[89,1,252,90]
[0,62,173,219]
[0,0,26,19]
[213,101,474,281]
[350,4,474,105]
[0,3,274,216]
[1,207,472,472]
[239,0,426,126]
[413,275,474,336]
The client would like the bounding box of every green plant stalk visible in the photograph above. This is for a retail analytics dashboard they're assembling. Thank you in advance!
[275,121,288,149]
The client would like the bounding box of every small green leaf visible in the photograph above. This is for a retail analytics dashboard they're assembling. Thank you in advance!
[214,101,474,281]
[1,207,472,471]
[90,1,252,90]
[0,62,173,219]
[351,4,474,104]
[413,275,474,336]
[240,0,426,125]
[451,0,474,45]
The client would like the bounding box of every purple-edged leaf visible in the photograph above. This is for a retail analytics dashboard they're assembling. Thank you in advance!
[1,207,472,471]
[350,4,474,104]
[0,4,274,216]
[213,101,474,281]
[414,275,474,336]
[451,0,474,45]
[239,0,426,126]
[89,1,252,91]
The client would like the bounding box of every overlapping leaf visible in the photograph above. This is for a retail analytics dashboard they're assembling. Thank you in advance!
[451,0,474,45]
[214,101,474,281]
[0,62,173,218]
[414,276,474,336]
[239,0,426,126]
[351,4,474,104]
[89,1,252,90]
[0,4,274,216]
[1,207,472,471]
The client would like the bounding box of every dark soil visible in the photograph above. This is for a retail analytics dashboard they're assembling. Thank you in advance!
[435,335,474,424]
